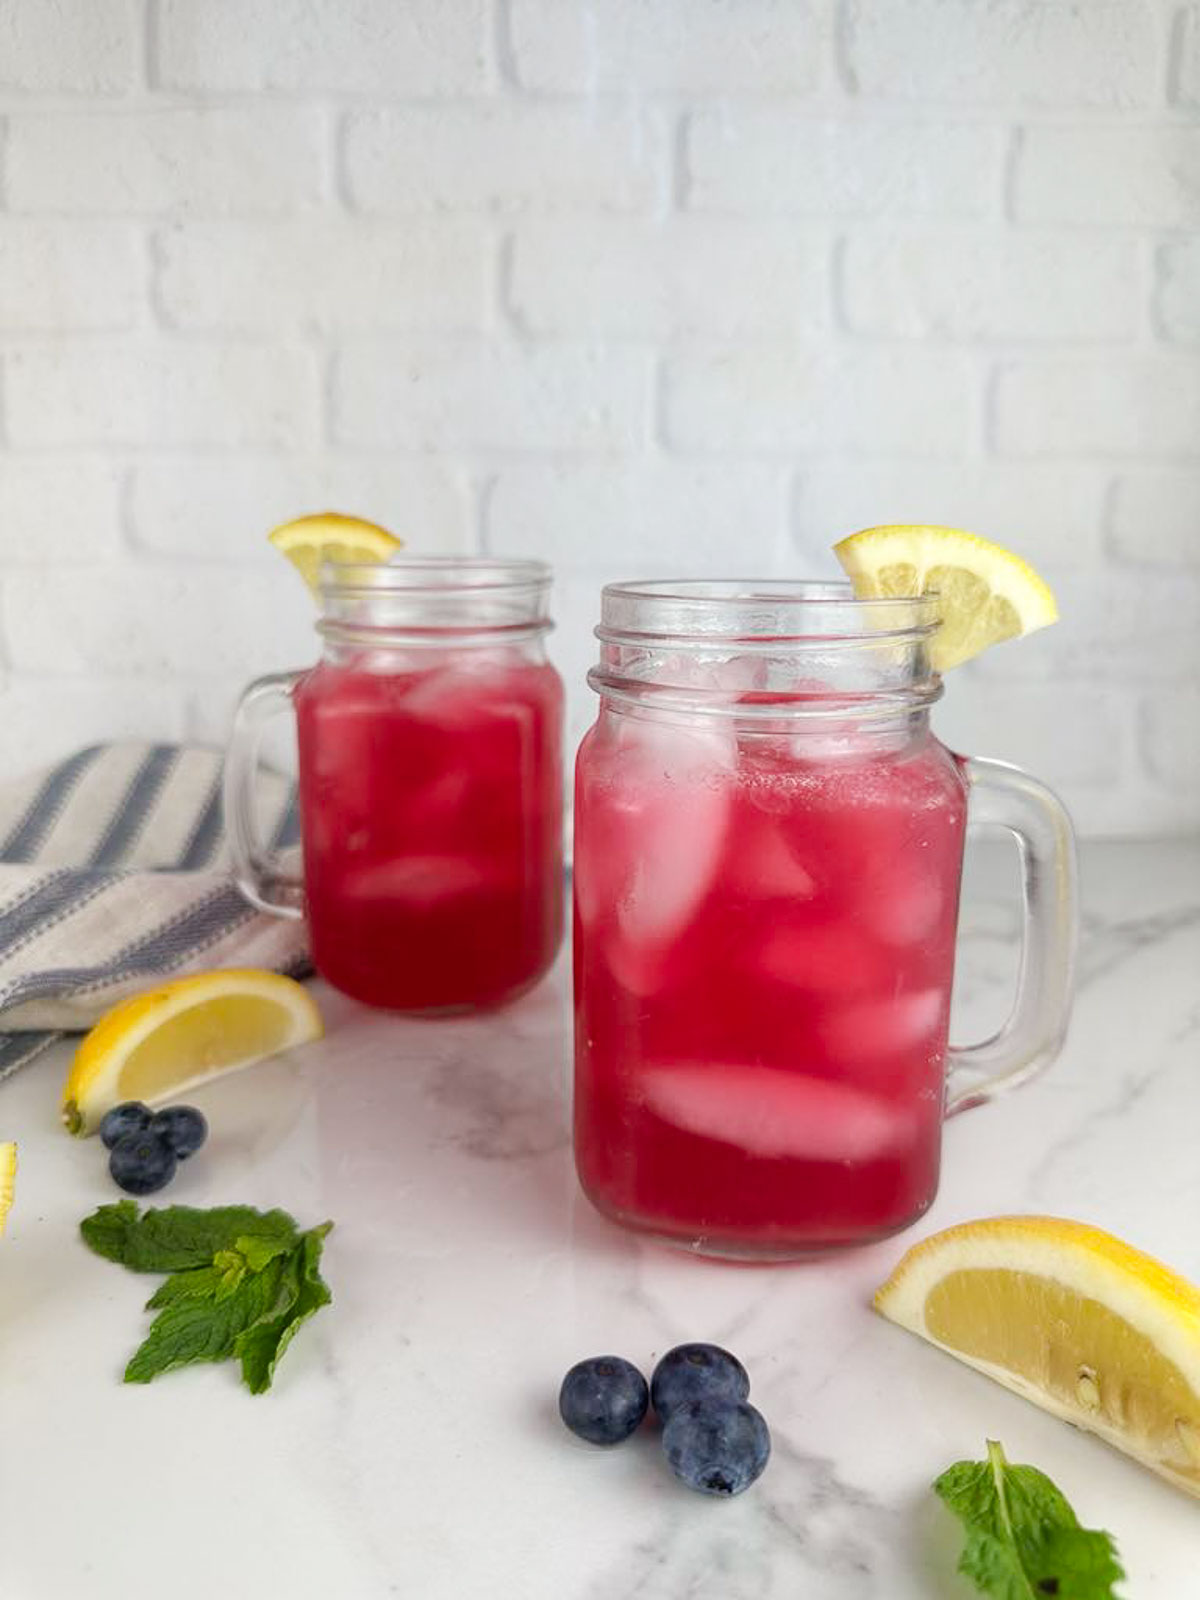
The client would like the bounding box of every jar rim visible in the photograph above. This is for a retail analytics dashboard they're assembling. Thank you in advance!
[320,555,551,598]
[316,555,553,646]
[597,578,939,644]
[591,578,941,717]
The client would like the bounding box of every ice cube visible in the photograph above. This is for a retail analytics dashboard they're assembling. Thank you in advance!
[819,988,946,1062]
[865,870,945,947]
[754,921,888,995]
[608,719,735,948]
[400,653,534,727]
[340,855,497,912]
[789,718,869,764]
[571,847,600,933]
[401,768,473,834]
[612,712,735,765]
[723,816,818,904]
[352,647,427,677]
[399,664,486,726]
[710,654,767,694]
[641,1063,914,1163]
[652,652,765,695]
[602,926,673,998]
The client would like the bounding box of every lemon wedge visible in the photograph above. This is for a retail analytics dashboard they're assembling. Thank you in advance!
[834,525,1057,671]
[61,970,323,1137]
[0,1142,16,1235]
[875,1215,1200,1498]
[268,511,403,595]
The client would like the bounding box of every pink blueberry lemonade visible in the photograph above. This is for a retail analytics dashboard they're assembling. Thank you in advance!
[296,649,563,1012]
[573,707,968,1255]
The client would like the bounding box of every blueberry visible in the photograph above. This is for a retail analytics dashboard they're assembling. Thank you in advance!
[99,1102,153,1150]
[662,1400,771,1497]
[559,1355,649,1446]
[109,1130,178,1196]
[150,1105,208,1159]
[650,1343,750,1422]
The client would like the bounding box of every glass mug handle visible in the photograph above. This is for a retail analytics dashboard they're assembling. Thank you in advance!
[223,671,305,921]
[946,756,1078,1116]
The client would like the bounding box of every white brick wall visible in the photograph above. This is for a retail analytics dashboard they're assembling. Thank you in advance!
[686,114,1000,218]
[154,0,488,96]
[2,568,313,679]
[842,0,1158,108]
[1012,127,1200,229]
[663,348,974,454]
[840,233,1138,342]
[1178,4,1200,104]
[992,358,1200,458]
[508,0,826,94]
[5,109,328,216]
[1143,690,1200,791]
[0,0,1196,839]
[1108,470,1200,565]
[0,222,142,332]
[155,221,491,334]
[333,343,651,452]
[508,221,828,338]
[486,460,787,569]
[5,342,320,447]
[343,106,666,214]
[128,458,472,560]
[0,460,126,561]
[1157,240,1200,342]
[793,463,1107,567]
[0,0,137,95]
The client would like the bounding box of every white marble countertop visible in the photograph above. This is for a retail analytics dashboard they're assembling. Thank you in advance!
[1,839,1197,1597]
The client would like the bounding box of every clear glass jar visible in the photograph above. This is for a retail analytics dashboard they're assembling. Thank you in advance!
[572,581,1077,1259]
[226,557,564,1012]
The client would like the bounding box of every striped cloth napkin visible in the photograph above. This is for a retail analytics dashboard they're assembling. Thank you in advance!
[0,742,308,1083]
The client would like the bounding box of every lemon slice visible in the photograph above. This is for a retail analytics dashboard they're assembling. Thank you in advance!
[875,1215,1200,1498]
[61,970,323,1137]
[834,525,1057,671]
[268,511,403,595]
[0,1142,16,1236]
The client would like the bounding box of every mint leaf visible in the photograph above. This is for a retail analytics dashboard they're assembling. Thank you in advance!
[79,1200,139,1263]
[124,1254,296,1384]
[239,1270,329,1395]
[81,1203,298,1273]
[301,1221,334,1269]
[144,1266,224,1309]
[82,1201,333,1393]
[935,1441,1125,1600]
[234,1224,333,1395]
[236,1233,297,1274]
[211,1249,247,1300]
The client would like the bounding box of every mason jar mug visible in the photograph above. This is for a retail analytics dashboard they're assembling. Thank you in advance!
[226,557,564,1013]
[572,581,1077,1259]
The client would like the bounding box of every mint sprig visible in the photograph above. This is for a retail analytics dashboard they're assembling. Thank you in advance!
[235,1226,333,1395]
[935,1440,1125,1599]
[81,1202,333,1394]
[81,1201,299,1271]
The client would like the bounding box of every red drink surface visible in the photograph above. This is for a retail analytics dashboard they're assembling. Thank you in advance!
[296,648,563,1011]
[573,712,968,1255]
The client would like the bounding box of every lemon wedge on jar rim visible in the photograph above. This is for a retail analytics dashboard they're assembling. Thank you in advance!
[834,525,1057,672]
[875,1215,1200,1498]
[268,511,403,595]
[61,970,323,1137]
[0,1142,16,1235]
